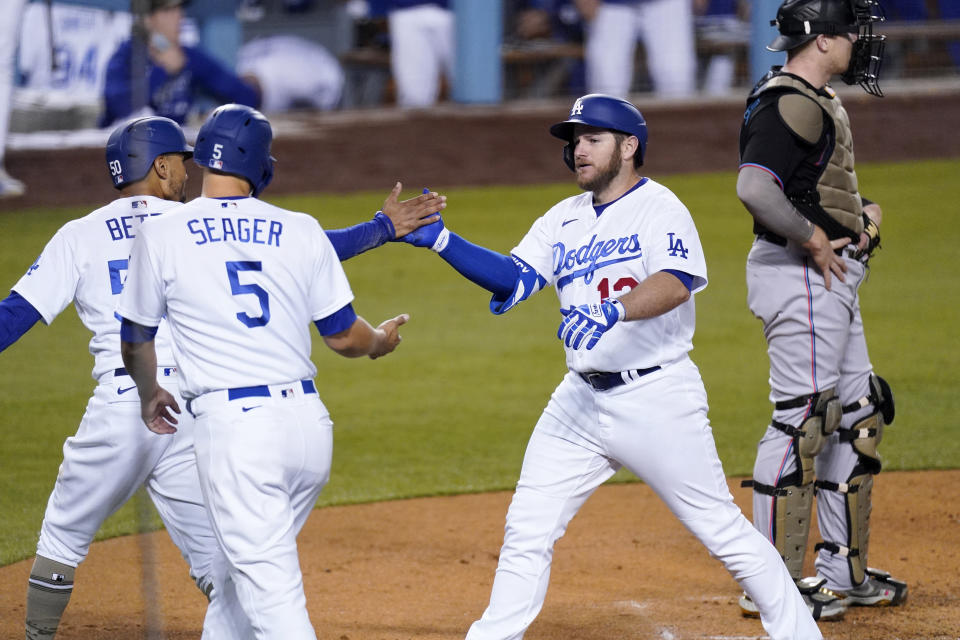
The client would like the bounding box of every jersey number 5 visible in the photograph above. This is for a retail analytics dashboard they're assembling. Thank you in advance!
[226,261,270,328]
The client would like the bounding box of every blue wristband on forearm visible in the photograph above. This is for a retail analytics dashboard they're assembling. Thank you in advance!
[326,213,394,261]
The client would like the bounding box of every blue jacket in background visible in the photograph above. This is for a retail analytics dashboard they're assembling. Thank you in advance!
[100,39,260,127]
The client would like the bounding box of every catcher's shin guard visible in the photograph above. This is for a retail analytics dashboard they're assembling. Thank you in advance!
[816,471,873,585]
[743,389,842,579]
[815,374,894,585]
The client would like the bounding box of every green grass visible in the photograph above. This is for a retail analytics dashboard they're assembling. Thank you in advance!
[1,159,957,565]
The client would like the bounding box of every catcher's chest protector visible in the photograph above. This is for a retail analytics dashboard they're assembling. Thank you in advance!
[760,74,864,235]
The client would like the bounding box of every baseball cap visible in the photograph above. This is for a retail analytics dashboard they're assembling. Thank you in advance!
[150,0,189,11]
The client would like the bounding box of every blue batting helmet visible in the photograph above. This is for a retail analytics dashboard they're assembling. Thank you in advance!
[549,94,648,171]
[193,104,275,197]
[105,116,193,189]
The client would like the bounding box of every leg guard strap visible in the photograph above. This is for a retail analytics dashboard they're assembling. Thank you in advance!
[841,374,895,425]
[816,472,874,585]
[838,410,885,474]
[745,477,814,580]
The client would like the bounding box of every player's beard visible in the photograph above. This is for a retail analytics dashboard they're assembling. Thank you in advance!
[577,146,622,194]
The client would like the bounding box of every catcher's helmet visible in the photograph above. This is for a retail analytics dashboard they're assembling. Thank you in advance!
[769,0,886,95]
[550,94,648,172]
[105,116,193,190]
[193,104,275,197]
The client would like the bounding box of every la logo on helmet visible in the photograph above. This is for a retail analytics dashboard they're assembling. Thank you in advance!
[571,98,584,116]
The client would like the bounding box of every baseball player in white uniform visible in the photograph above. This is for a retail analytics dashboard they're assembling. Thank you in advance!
[398,94,821,639]
[579,0,697,98]
[17,2,133,108]
[3,116,239,639]
[236,35,344,113]
[0,112,442,638]
[0,0,27,197]
[117,103,409,639]
[386,0,454,107]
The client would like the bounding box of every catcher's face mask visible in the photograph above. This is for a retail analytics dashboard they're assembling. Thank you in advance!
[769,0,886,97]
[840,0,886,97]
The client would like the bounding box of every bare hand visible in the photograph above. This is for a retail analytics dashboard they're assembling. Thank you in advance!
[802,225,848,291]
[370,313,409,360]
[381,182,446,238]
[141,385,181,434]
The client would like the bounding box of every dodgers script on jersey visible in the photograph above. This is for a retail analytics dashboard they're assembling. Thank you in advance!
[503,178,707,373]
[117,197,353,399]
[12,196,180,379]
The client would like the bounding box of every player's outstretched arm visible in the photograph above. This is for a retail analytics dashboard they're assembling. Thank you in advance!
[397,214,520,299]
[323,314,409,360]
[325,183,446,261]
[0,292,42,353]
[120,319,180,434]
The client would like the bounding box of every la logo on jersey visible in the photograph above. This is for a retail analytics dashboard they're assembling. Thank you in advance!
[26,255,41,276]
[570,98,584,116]
[667,233,689,259]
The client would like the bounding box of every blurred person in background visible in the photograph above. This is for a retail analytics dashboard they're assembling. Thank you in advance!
[237,35,344,113]
[380,0,455,107]
[882,0,960,68]
[15,1,132,130]
[511,0,587,95]
[577,0,697,98]
[694,0,749,95]
[0,0,27,198]
[100,0,260,127]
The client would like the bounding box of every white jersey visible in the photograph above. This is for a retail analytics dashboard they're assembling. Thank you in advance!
[507,178,707,373]
[16,3,132,105]
[12,195,180,380]
[117,196,353,399]
[236,35,344,113]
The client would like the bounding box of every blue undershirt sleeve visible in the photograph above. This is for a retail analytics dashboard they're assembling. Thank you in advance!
[325,213,395,261]
[436,232,518,298]
[314,303,358,336]
[120,318,159,343]
[663,269,695,292]
[0,291,42,353]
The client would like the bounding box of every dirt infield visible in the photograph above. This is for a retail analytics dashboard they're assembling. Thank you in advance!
[2,90,959,638]
[1,472,958,639]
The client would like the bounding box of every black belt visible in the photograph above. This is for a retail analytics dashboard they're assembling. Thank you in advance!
[579,366,661,391]
[758,232,858,258]
[757,231,787,247]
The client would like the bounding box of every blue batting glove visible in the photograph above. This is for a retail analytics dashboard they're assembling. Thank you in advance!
[397,187,448,251]
[557,299,625,350]
[397,215,445,248]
